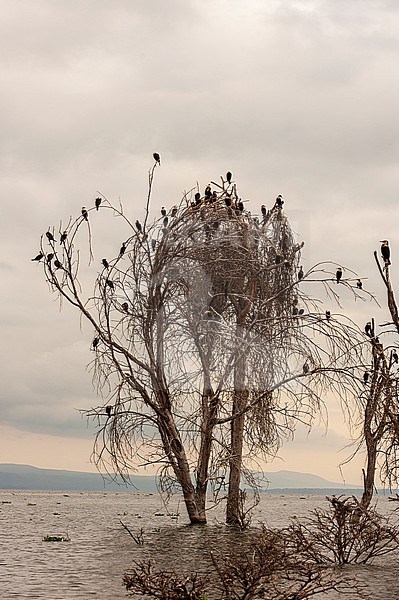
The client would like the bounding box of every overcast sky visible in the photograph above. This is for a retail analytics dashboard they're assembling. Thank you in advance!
[1,0,399,485]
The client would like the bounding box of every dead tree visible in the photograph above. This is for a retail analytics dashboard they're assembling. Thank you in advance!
[34,166,367,525]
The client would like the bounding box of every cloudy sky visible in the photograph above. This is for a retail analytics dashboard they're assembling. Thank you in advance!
[1,0,399,485]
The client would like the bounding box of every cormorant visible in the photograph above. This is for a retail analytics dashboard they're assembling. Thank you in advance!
[81,207,88,221]
[102,258,109,269]
[121,302,129,313]
[195,192,201,204]
[326,310,331,321]
[153,152,161,164]
[357,279,363,289]
[303,363,309,374]
[293,306,298,316]
[54,259,62,269]
[381,240,391,265]
[225,197,232,207]
[60,231,67,244]
[393,350,399,364]
[46,253,54,263]
[363,371,369,384]
[106,279,114,290]
[226,171,232,183]
[275,255,282,264]
[336,267,343,283]
[238,200,244,212]
[119,243,126,257]
[275,195,284,207]
[46,231,56,242]
[105,405,112,417]
[163,216,169,227]
[95,197,102,211]
[161,206,167,217]
[135,220,142,232]
[298,266,304,281]
[365,321,372,337]
[261,205,267,217]
[171,205,178,217]
[31,252,44,261]
[204,185,212,199]
[92,337,99,349]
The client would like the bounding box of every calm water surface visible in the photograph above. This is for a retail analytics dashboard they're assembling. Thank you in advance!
[1,490,398,599]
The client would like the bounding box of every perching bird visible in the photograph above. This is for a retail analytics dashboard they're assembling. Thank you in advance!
[135,220,142,233]
[381,240,391,265]
[275,255,282,264]
[92,337,99,349]
[326,310,331,321]
[357,279,363,289]
[298,266,304,281]
[95,197,102,211]
[363,371,369,384]
[195,192,201,204]
[105,405,112,417]
[153,152,161,164]
[46,253,54,263]
[293,306,299,316]
[226,171,232,183]
[204,185,212,199]
[163,216,169,227]
[261,205,267,217]
[54,259,62,269]
[275,195,284,207]
[336,267,343,283]
[121,302,129,313]
[303,363,309,374]
[31,252,44,261]
[81,207,88,221]
[106,279,114,290]
[393,350,398,364]
[238,200,244,212]
[161,206,167,217]
[60,231,67,244]
[225,197,232,207]
[171,205,178,217]
[119,242,126,257]
[46,231,56,243]
[102,258,109,269]
[365,321,372,337]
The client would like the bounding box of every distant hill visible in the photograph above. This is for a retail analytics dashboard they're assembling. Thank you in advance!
[0,464,362,493]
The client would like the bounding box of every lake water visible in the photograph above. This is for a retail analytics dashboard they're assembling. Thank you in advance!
[1,489,398,599]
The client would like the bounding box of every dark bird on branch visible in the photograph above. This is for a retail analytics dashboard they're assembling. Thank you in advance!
[293,306,298,316]
[336,267,343,283]
[226,171,232,183]
[365,321,372,337]
[46,253,54,263]
[81,207,88,221]
[261,204,267,217]
[363,371,369,384]
[54,259,62,269]
[204,185,212,199]
[46,231,56,242]
[171,205,178,217]
[298,266,304,281]
[102,258,109,269]
[275,255,282,264]
[393,350,399,364]
[357,279,363,289]
[238,200,244,212]
[303,363,309,374]
[60,231,67,244]
[225,197,232,207]
[92,337,99,349]
[275,195,284,207]
[326,310,331,320]
[119,242,126,257]
[105,405,112,417]
[163,216,169,227]
[381,240,391,265]
[135,220,142,233]
[95,197,102,211]
[153,152,161,165]
[31,252,44,261]
[121,302,129,313]
[106,279,114,291]
[161,206,167,217]
[195,192,201,205]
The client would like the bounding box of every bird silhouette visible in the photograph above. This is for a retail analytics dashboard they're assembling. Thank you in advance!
[95,197,102,211]
[153,152,161,165]
[46,232,56,242]
[357,279,363,289]
[226,171,232,183]
[363,372,369,384]
[92,337,99,349]
[261,205,267,217]
[105,405,112,417]
[275,195,284,208]
[365,322,372,337]
[102,258,109,269]
[303,363,309,374]
[135,220,142,233]
[121,302,129,313]
[381,240,391,265]
[81,207,88,221]
[54,259,62,269]
[336,268,343,283]
[106,279,114,291]
[119,242,126,257]
[31,252,44,261]
[60,231,67,244]
[326,310,331,321]
[171,205,178,217]
[298,266,304,281]
[161,206,167,217]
